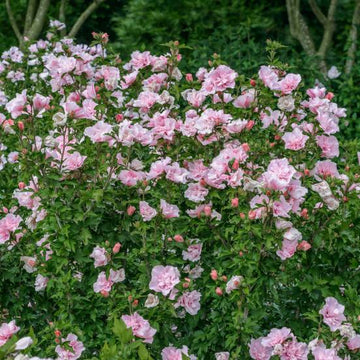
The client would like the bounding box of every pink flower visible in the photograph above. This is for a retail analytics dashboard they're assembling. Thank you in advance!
[316,135,339,158]
[276,228,302,260]
[55,333,85,360]
[258,66,280,90]
[62,151,86,171]
[139,201,157,221]
[313,160,340,179]
[319,297,346,331]
[161,346,193,360]
[202,65,238,94]
[280,340,308,360]
[312,346,341,360]
[34,274,49,291]
[93,269,125,293]
[89,246,108,267]
[347,335,360,350]
[249,338,272,360]
[84,121,112,143]
[263,158,296,191]
[261,327,292,347]
[160,199,180,218]
[215,352,230,360]
[118,170,145,186]
[233,89,256,108]
[33,93,50,111]
[149,265,180,296]
[6,90,27,118]
[225,275,243,294]
[161,347,183,360]
[121,312,157,344]
[0,320,20,346]
[93,271,112,293]
[282,128,309,150]
[182,244,202,262]
[184,183,209,203]
[175,290,201,315]
[128,51,153,70]
[133,91,160,113]
[279,73,301,94]
[272,196,292,218]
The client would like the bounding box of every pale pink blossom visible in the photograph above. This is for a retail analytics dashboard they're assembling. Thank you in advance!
[0,320,20,346]
[139,201,157,221]
[263,158,296,191]
[55,333,85,360]
[312,346,341,360]
[84,121,112,143]
[34,274,49,291]
[225,275,243,294]
[279,73,301,94]
[280,340,308,360]
[89,246,108,267]
[261,327,292,347]
[282,128,308,150]
[215,352,230,360]
[160,199,180,218]
[149,265,180,296]
[184,183,209,203]
[319,297,346,331]
[182,244,202,262]
[202,65,238,94]
[249,338,272,360]
[121,312,157,344]
[175,290,201,315]
[347,335,360,350]
[316,135,339,158]
[62,152,86,171]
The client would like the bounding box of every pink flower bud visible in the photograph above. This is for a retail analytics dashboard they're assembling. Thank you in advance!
[2,207,8,213]
[185,73,193,82]
[297,240,311,251]
[210,269,218,280]
[174,234,184,243]
[115,114,123,122]
[242,143,250,152]
[239,212,245,219]
[221,275,227,281]
[215,287,223,296]
[250,79,256,86]
[325,92,334,100]
[183,282,189,288]
[113,242,121,254]
[17,121,24,131]
[18,182,26,189]
[101,290,109,298]
[204,205,212,216]
[231,198,239,207]
[246,120,255,130]
[127,206,136,216]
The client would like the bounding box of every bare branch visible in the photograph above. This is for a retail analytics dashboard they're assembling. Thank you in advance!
[59,0,68,37]
[345,0,360,74]
[24,0,38,36]
[5,0,24,46]
[286,0,317,57]
[27,0,51,41]
[68,0,106,38]
[308,0,327,26]
[317,0,338,59]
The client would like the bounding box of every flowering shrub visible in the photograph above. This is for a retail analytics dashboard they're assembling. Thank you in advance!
[0,24,359,359]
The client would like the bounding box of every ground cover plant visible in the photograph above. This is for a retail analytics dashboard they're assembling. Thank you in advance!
[0,24,360,359]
